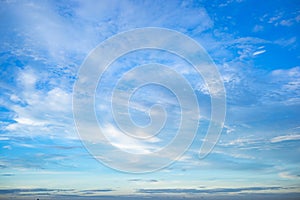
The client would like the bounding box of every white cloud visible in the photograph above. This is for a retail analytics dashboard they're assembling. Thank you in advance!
[196,82,210,95]
[279,19,293,26]
[253,49,266,56]
[18,68,37,89]
[274,37,297,47]
[265,11,300,27]
[213,149,255,160]
[271,134,300,143]
[271,66,300,77]
[279,172,299,179]
[102,124,160,154]
[252,25,264,32]
[3,145,12,150]
[220,138,259,147]
[77,1,213,33]
[270,66,300,99]
[4,68,74,138]
[268,15,283,24]
[5,0,214,68]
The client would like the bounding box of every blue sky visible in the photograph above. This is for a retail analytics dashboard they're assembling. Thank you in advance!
[1,0,300,199]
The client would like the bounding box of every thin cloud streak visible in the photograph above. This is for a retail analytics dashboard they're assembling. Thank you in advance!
[271,134,300,143]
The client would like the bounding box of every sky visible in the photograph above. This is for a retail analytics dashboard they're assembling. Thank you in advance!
[0,0,300,199]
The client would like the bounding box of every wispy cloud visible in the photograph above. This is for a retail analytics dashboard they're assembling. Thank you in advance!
[129,179,158,183]
[271,134,300,143]
[0,188,114,197]
[279,172,300,180]
[0,188,74,194]
[252,25,264,32]
[137,186,285,194]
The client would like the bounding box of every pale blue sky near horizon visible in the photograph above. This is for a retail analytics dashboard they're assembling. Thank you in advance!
[0,0,300,199]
